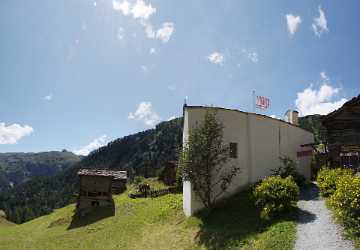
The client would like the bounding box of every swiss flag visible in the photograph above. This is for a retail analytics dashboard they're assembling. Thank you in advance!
[256,96,270,110]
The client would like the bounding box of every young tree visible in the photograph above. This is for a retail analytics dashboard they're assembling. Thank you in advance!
[179,110,240,209]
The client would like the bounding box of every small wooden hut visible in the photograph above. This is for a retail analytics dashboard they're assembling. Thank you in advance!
[76,169,127,214]
[322,95,360,169]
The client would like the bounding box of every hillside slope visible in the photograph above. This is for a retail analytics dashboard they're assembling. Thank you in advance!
[0,189,296,250]
[0,118,183,223]
[0,151,81,192]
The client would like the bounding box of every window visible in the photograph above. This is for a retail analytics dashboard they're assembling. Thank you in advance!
[229,142,238,158]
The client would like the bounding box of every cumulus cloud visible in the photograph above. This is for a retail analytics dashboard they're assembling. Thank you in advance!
[128,101,161,126]
[74,135,108,156]
[113,0,156,19]
[43,94,53,101]
[113,0,131,16]
[208,52,224,65]
[312,6,328,37]
[131,0,156,19]
[295,72,347,116]
[156,22,175,43]
[0,123,33,144]
[113,0,175,43]
[286,14,302,36]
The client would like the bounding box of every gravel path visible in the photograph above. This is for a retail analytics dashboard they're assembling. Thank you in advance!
[294,183,355,250]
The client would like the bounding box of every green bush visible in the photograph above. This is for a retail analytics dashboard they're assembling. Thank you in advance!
[330,175,360,235]
[316,168,353,197]
[253,176,299,218]
[133,176,145,185]
[271,156,306,187]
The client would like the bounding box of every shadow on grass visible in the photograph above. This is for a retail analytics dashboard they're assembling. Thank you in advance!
[67,205,115,230]
[193,190,300,250]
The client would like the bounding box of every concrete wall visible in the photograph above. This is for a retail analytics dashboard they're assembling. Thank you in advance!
[183,106,314,217]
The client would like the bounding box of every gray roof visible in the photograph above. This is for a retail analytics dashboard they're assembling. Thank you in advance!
[77,169,127,180]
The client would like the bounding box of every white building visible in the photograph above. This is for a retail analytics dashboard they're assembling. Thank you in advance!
[182,105,314,217]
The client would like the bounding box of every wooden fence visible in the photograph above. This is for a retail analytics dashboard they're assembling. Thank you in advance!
[128,187,179,199]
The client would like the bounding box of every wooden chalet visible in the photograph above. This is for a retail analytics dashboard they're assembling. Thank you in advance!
[76,169,127,215]
[322,95,360,169]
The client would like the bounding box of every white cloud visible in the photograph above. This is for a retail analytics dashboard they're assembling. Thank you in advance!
[113,0,175,43]
[117,27,125,40]
[141,21,155,38]
[320,71,329,82]
[247,51,258,63]
[156,22,175,43]
[131,0,156,20]
[312,6,328,37]
[140,65,148,72]
[270,115,279,119]
[208,52,224,65]
[167,116,176,121]
[43,94,53,101]
[113,0,156,20]
[295,73,347,116]
[149,48,156,54]
[128,101,161,126]
[0,123,33,144]
[113,0,130,16]
[74,135,108,156]
[286,14,302,36]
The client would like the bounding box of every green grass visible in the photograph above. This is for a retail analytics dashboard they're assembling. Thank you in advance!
[0,189,297,250]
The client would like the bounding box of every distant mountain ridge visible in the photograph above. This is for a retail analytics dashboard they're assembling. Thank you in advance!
[0,151,82,192]
[0,118,183,223]
[0,115,323,223]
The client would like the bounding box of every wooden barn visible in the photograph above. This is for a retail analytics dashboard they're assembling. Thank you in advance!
[322,95,360,169]
[76,169,127,215]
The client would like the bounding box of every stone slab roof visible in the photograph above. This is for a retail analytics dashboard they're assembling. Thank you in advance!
[77,169,127,180]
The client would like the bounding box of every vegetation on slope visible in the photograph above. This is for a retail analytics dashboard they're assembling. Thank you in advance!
[0,151,81,192]
[0,210,14,227]
[0,115,321,224]
[0,187,297,250]
[0,118,183,223]
[298,115,326,144]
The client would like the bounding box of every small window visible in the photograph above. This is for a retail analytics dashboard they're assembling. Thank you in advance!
[229,142,238,158]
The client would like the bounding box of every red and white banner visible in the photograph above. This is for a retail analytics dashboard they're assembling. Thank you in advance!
[256,96,270,110]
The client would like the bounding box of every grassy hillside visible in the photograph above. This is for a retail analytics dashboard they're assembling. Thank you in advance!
[0,151,81,192]
[0,210,14,227]
[0,118,183,223]
[0,188,297,250]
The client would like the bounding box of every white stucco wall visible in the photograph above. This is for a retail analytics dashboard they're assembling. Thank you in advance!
[182,106,314,217]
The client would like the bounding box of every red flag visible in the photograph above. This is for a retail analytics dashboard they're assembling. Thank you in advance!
[256,95,270,110]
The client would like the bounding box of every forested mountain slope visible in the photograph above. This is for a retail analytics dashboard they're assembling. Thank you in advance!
[0,118,183,223]
[0,151,81,192]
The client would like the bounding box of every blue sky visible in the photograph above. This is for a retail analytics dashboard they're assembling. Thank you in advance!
[0,1,359,154]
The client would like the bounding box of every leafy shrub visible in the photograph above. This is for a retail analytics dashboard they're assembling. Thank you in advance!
[271,156,306,187]
[253,176,299,218]
[133,176,145,185]
[330,175,360,235]
[316,168,353,197]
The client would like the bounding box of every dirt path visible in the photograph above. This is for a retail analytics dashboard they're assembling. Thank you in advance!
[294,184,355,250]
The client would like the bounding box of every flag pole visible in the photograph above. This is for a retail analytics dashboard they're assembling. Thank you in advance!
[252,90,256,113]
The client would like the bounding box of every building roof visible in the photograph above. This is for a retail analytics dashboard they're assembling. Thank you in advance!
[77,169,127,180]
[322,94,360,124]
[183,105,312,134]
